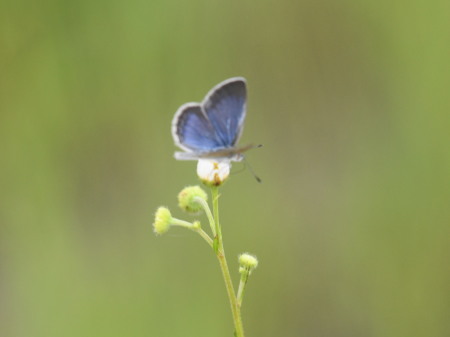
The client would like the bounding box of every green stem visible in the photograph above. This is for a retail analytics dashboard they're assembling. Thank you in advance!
[171,218,197,229]
[194,196,216,237]
[171,218,213,248]
[236,271,249,308]
[211,187,222,242]
[195,228,214,248]
[211,186,245,337]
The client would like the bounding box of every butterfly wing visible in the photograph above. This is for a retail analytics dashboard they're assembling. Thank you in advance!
[202,77,247,147]
[172,103,225,154]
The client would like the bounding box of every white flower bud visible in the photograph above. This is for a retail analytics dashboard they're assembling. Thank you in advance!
[197,159,231,186]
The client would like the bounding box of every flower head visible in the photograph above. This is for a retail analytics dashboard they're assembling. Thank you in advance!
[178,185,208,213]
[238,253,259,274]
[197,159,231,186]
[153,207,173,235]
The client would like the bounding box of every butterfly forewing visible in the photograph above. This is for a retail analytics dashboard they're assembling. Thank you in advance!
[203,78,247,147]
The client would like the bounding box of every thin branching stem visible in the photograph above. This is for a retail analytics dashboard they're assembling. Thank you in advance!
[194,196,216,237]
[236,271,249,307]
[195,228,214,247]
[211,186,245,337]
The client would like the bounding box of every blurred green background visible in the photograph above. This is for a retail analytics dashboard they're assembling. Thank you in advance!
[1,0,449,336]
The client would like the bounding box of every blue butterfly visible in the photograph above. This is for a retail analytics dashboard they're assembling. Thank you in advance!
[172,77,255,162]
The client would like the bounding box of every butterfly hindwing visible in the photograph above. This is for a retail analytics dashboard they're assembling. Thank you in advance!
[172,103,224,153]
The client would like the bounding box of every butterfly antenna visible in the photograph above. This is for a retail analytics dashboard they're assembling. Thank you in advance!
[231,163,246,176]
[243,156,262,183]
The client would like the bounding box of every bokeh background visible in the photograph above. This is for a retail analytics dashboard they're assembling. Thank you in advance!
[1,0,449,336]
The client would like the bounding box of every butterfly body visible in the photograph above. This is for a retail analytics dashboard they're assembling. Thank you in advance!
[172,77,249,161]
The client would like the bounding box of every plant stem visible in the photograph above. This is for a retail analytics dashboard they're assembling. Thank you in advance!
[171,218,197,229]
[194,196,216,237]
[195,228,214,248]
[211,186,245,337]
[211,187,222,242]
[236,272,249,308]
[172,218,214,248]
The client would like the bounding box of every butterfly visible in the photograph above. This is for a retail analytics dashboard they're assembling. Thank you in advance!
[172,77,256,162]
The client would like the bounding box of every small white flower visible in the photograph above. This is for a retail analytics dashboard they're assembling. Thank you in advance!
[197,159,231,186]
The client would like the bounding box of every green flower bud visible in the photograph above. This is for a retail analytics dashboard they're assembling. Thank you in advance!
[178,186,208,213]
[239,253,258,273]
[153,207,172,235]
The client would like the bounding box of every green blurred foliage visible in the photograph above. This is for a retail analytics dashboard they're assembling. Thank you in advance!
[1,0,449,336]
